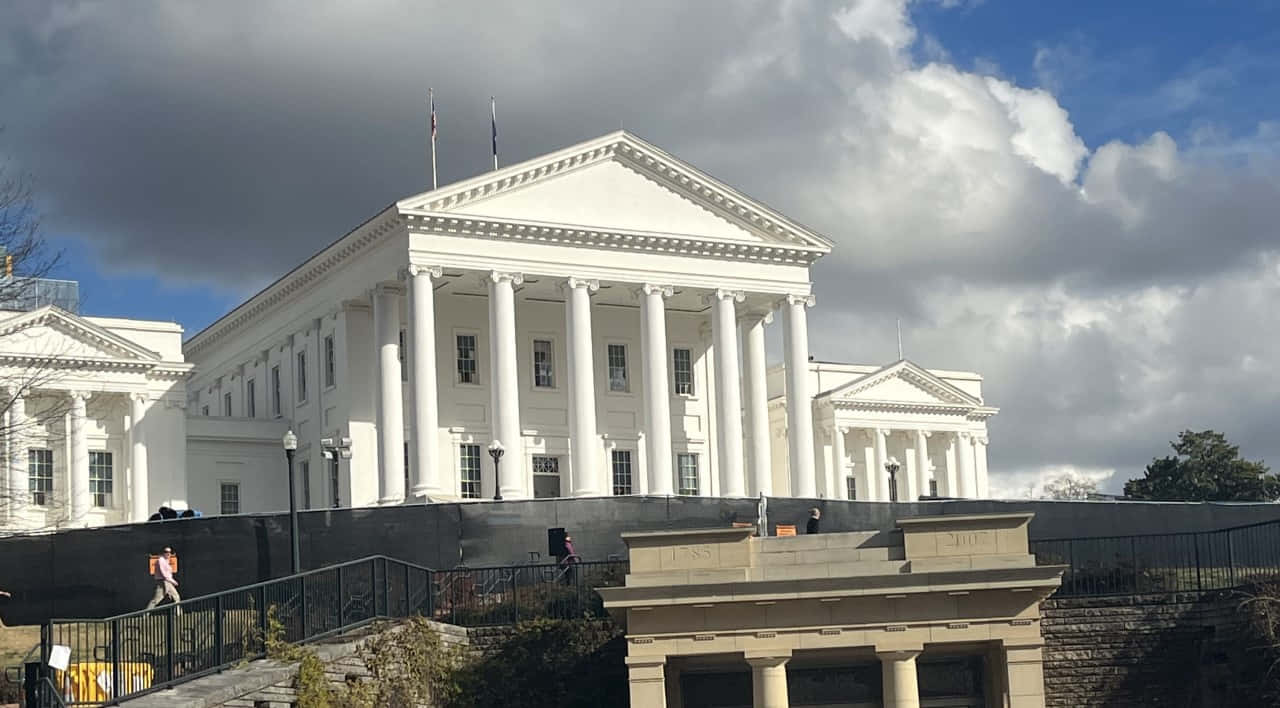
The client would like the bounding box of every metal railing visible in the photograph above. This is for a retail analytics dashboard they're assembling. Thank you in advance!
[33,555,628,706]
[1032,518,1280,597]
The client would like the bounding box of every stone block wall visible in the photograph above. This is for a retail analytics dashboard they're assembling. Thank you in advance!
[1041,591,1248,708]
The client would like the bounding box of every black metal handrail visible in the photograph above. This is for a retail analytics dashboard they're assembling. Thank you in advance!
[35,555,628,707]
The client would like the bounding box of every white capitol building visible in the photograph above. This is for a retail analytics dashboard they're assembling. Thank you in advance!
[1,132,995,532]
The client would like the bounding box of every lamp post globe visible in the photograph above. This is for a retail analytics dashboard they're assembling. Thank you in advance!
[884,456,901,503]
[283,429,300,574]
[488,440,505,501]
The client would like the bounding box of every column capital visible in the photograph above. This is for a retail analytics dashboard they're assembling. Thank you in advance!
[372,282,406,298]
[406,264,443,279]
[783,293,816,308]
[744,651,792,667]
[975,436,988,446]
[916,429,932,439]
[131,392,149,405]
[637,283,673,298]
[488,270,524,285]
[704,288,745,305]
[68,390,92,402]
[737,309,774,326]
[957,431,971,441]
[560,277,600,294]
[875,427,891,438]
[875,648,923,660]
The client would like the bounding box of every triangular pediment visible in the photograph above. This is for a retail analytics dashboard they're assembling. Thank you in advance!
[820,360,982,408]
[0,307,160,362]
[397,131,833,251]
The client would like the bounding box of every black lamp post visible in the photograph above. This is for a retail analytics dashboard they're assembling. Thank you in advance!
[488,440,504,501]
[283,429,300,574]
[884,456,901,503]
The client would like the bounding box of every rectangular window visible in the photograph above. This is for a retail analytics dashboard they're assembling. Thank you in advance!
[271,365,282,417]
[456,334,478,384]
[847,476,857,501]
[324,334,336,388]
[297,350,308,403]
[533,339,555,388]
[677,453,699,495]
[533,455,560,498]
[300,460,311,510]
[223,392,232,417]
[673,348,693,396]
[460,444,482,499]
[611,450,633,495]
[89,451,113,508]
[202,405,210,417]
[404,442,410,498]
[329,459,341,509]
[399,329,408,382]
[607,344,628,392]
[929,479,938,497]
[246,379,257,418]
[220,482,241,515]
[29,449,53,506]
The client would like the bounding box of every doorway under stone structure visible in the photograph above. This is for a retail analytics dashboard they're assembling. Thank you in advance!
[599,513,1065,708]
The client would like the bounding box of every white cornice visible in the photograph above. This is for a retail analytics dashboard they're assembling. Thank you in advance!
[0,306,162,361]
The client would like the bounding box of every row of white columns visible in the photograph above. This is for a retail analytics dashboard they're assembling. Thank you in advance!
[371,266,817,501]
[827,426,989,501]
[4,390,150,524]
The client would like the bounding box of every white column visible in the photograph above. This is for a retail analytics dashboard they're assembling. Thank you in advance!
[957,432,976,498]
[639,284,674,495]
[565,277,601,496]
[626,656,667,708]
[746,652,791,708]
[943,434,959,497]
[832,424,847,499]
[915,430,931,498]
[976,436,990,498]
[7,390,27,517]
[710,289,745,496]
[878,650,922,708]
[488,271,524,498]
[874,428,889,502]
[740,311,772,496]
[373,285,406,504]
[69,392,90,524]
[407,265,442,498]
[783,294,816,497]
[903,432,920,502]
[129,394,149,522]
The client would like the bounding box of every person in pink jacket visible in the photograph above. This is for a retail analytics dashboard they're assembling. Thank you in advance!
[145,547,181,616]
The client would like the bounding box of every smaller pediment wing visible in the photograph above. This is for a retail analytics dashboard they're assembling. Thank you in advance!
[0,307,160,362]
[819,360,981,407]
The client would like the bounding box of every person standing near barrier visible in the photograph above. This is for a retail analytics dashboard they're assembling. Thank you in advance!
[561,534,580,584]
[806,508,821,534]
[145,546,181,616]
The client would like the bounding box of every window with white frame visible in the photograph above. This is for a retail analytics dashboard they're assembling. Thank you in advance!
[297,350,308,402]
[324,334,336,387]
[456,334,478,384]
[847,476,857,501]
[929,479,938,497]
[224,392,232,417]
[533,339,555,388]
[329,460,341,508]
[677,453,699,495]
[246,379,257,418]
[673,348,693,396]
[611,449,633,495]
[220,482,241,515]
[607,344,628,392]
[202,405,209,417]
[460,444,482,499]
[89,451,113,508]
[29,449,53,506]
[271,365,282,417]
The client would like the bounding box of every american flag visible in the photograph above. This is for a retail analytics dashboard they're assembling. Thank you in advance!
[430,92,437,140]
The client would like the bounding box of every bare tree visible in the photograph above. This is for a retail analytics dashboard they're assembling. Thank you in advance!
[1040,473,1098,500]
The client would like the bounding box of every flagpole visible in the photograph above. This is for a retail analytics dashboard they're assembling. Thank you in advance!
[430,87,440,190]
[491,96,498,170]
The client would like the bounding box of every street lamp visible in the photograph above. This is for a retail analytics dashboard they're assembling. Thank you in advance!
[488,440,504,501]
[283,429,300,574]
[884,456,901,503]
[321,437,353,508]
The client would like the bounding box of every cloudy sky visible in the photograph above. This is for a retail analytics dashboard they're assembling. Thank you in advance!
[3,0,1279,497]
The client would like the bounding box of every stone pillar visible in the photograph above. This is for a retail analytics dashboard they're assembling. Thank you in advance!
[957,432,975,498]
[69,392,90,524]
[831,424,847,499]
[746,651,791,708]
[875,428,890,502]
[976,436,990,499]
[130,394,149,523]
[710,289,745,496]
[488,271,524,498]
[626,656,668,708]
[915,429,931,498]
[878,649,922,708]
[943,434,959,497]
[565,278,601,496]
[740,311,772,496]
[373,285,406,504]
[7,390,26,515]
[407,265,442,498]
[640,284,674,495]
[1003,642,1047,707]
[782,294,816,497]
